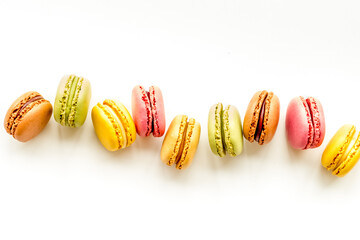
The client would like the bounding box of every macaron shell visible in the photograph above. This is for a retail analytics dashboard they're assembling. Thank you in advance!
[321,124,355,171]
[92,103,125,151]
[176,118,201,170]
[223,105,243,156]
[105,100,136,146]
[285,97,314,149]
[160,115,188,166]
[208,103,225,157]
[13,100,52,142]
[149,86,166,137]
[131,85,152,137]
[259,93,280,145]
[243,90,267,142]
[307,97,325,148]
[333,131,360,177]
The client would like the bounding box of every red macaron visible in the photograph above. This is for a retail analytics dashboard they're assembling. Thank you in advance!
[285,96,325,150]
[131,85,166,137]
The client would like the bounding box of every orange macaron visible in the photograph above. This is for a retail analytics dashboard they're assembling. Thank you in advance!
[4,91,52,142]
[243,90,280,145]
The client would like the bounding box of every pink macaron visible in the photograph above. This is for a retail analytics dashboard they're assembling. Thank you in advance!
[131,85,166,137]
[285,96,325,150]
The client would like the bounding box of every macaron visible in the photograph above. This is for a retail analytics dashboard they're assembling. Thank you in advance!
[4,91,52,142]
[208,103,243,157]
[131,85,165,137]
[92,99,136,151]
[285,96,325,150]
[322,124,360,177]
[160,115,201,170]
[54,74,91,128]
[243,90,280,145]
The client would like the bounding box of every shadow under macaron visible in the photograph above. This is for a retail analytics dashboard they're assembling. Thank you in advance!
[285,137,338,186]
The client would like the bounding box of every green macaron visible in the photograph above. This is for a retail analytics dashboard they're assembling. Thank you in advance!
[208,103,243,157]
[54,74,91,127]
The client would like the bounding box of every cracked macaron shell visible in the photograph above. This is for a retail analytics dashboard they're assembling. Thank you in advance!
[4,91,52,142]
[54,75,91,128]
[243,90,280,145]
[92,100,136,151]
[322,124,360,177]
[160,115,201,170]
[208,103,243,157]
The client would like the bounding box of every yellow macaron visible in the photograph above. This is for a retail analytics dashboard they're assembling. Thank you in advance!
[322,124,360,177]
[92,99,136,151]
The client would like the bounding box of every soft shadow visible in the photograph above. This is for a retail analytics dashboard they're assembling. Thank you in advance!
[57,125,86,141]
[286,141,308,162]
[243,140,273,162]
[286,140,338,186]
[317,166,339,186]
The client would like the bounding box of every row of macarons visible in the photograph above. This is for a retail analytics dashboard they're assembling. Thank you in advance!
[4,74,360,177]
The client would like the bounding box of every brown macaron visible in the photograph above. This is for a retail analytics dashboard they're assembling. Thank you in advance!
[4,91,53,142]
[243,90,280,145]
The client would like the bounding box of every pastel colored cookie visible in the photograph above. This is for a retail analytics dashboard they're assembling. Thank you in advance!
[54,74,91,127]
[322,124,360,177]
[92,100,136,151]
[160,115,201,170]
[286,96,325,150]
[4,91,52,142]
[243,90,280,145]
[208,103,243,157]
[131,85,165,137]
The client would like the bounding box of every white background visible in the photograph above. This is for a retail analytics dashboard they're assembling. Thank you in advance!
[1,0,360,239]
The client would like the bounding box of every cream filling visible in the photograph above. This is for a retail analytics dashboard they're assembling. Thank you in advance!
[68,77,84,127]
[168,115,188,166]
[215,103,225,157]
[223,105,235,156]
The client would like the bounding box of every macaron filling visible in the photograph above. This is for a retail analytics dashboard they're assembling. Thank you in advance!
[306,97,322,148]
[223,105,236,156]
[138,86,154,136]
[68,77,84,127]
[254,97,266,143]
[167,115,188,166]
[215,103,226,157]
[149,87,162,137]
[175,119,189,169]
